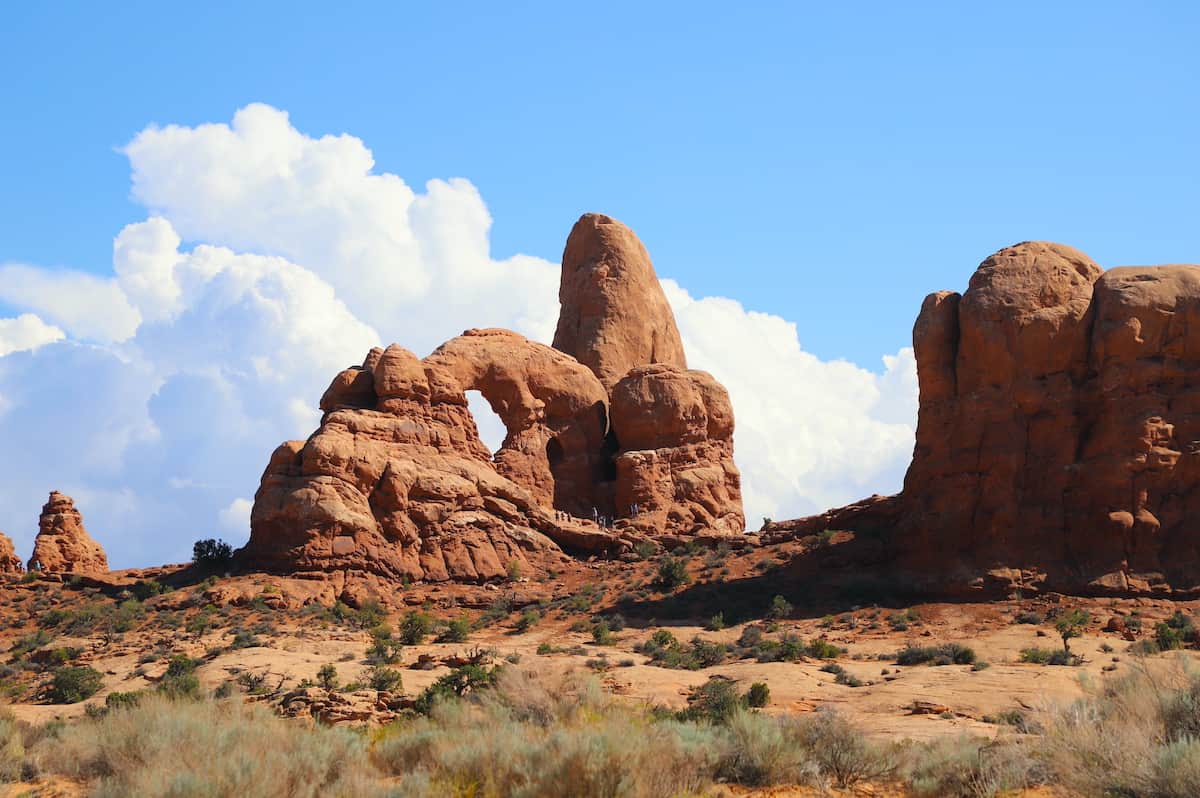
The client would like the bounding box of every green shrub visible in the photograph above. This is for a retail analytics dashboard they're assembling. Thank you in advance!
[366,666,403,693]
[191,538,234,570]
[398,611,433,645]
[679,677,742,723]
[655,557,691,590]
[634,539,658,560]
[744,682,771,708]
[158,655,201,697]
[105,691,142,711]
[591,621,615,646]
[413,664,499,715]
[514,609,539,633]
[317,664,338,691]
[437,615,471,643]
[49,665,103,703]
[896,643,975,666]
[1054,609,1090,653]
[1020,647,1079,666]
[766,595,793,620]
[1013,610,1044,625]
[1155,611,1198,651]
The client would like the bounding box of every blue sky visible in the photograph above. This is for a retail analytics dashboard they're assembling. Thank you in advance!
[0,3,1196,566]
[4,2,1196,364]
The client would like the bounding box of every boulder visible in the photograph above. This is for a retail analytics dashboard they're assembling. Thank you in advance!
[610,364,743,537]
[553,213,687,391]
[27,492,108,574]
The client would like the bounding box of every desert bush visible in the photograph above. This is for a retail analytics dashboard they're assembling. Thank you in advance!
[591,620,615,646]
[398,611,433,645]
[0,712,29,782]
[1054,608,1089,653]
[1013,610,1043,625]
[513,609,540,633]
[48,665,103,704]
[1041,662,1200,796]
[436,615,471,643]
[317,664,338,691]
[655,557,690,590]
[366,666,403,693]
[679,677,742,723]
[796,708,897,788]
[374,672,720,798]
[716,709,818,786]
[105,691,142,711]
[897,643,976,666]
[1155,610,1198,651]
[766,595,793,620]
[192,538,234,570]
[1019,647,1078,666]
[744,682,770,708]
[39,694,392,797]
[905,735,1043,797]
[159,655,201,698]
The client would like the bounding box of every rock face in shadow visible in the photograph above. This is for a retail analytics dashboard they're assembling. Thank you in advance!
[240,214,745,585]
[28,492,108,574]
[774,241,1200,596]
[0,532,23,575]
[553,213,687,391]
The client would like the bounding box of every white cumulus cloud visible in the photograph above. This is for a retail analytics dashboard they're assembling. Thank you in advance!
[0,313,65,356]
[0,104,917,568]
[0,264,141,342]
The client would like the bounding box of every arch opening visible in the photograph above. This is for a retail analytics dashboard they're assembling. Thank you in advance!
[466,390,506,459]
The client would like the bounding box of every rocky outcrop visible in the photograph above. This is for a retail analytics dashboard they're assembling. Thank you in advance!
[553,213,687,391]
[777,242,1200,596]
[242,342,623,584]
[27,492,108,574]
[0,532,23,575]
[425,329,612,516]
[241,214,745,585]
[611,365,743,537]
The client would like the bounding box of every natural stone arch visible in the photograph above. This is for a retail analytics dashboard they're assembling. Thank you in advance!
[424,328,613,517]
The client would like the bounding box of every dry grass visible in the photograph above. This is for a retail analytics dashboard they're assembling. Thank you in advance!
[14,657,1200,797]
[1040,657,1200,797]
[34,696,393,797]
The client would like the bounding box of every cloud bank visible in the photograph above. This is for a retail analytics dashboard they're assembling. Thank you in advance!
[0,104,917,566]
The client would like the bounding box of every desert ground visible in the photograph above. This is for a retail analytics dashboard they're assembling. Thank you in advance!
[2,532,1196,796]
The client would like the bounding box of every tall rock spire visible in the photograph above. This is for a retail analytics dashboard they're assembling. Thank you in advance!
[553,213,687,392]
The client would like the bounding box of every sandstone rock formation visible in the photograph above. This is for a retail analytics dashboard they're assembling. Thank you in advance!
[424,329,612,516]
[0,532,23,575]
[242,341,618,584]
[553,213,687,391]
[27,492,108,574]
[241,214,745,585]
[775,241,1200,596]
[611,364,743,537]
